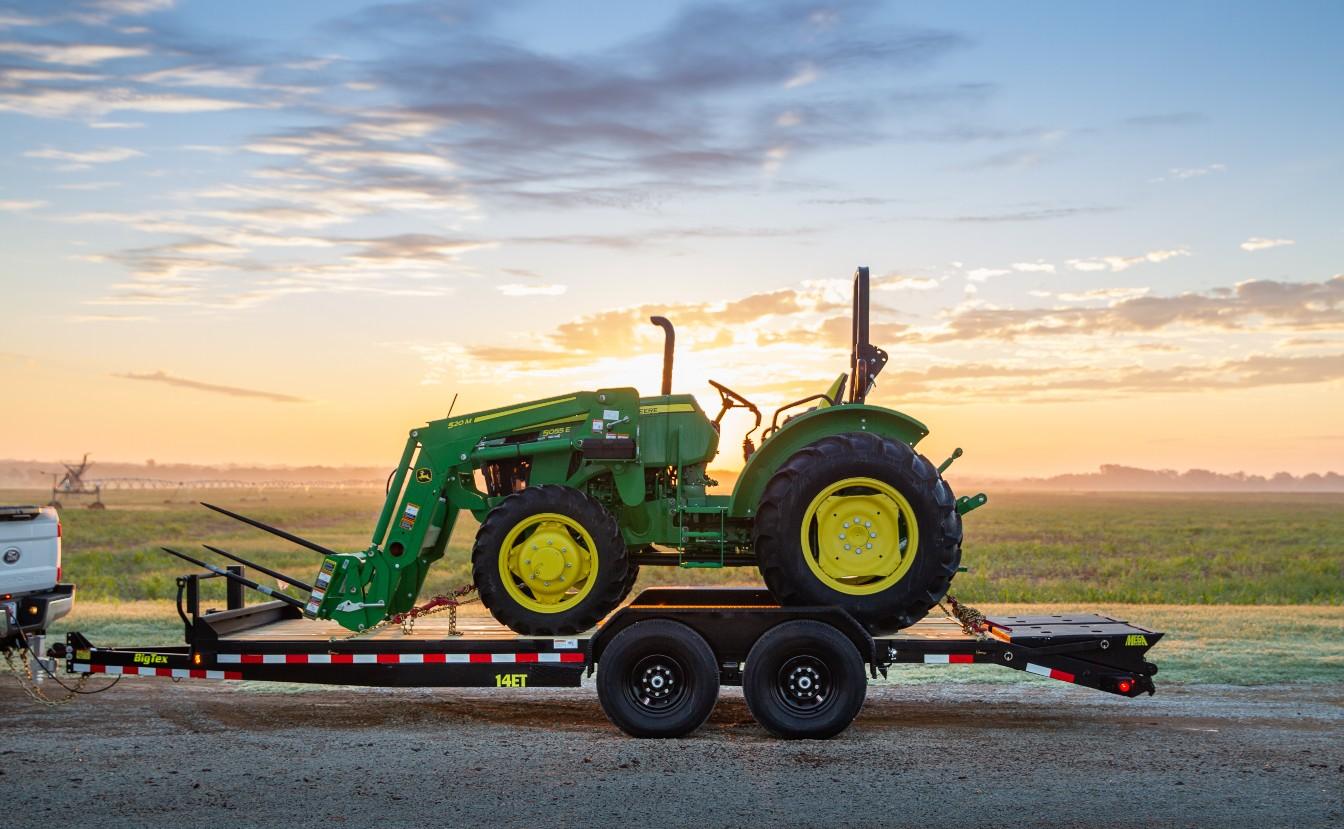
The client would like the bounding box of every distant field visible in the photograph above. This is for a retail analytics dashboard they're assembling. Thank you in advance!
[7,487,1339,607]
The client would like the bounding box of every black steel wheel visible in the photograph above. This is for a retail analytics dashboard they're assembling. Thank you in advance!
[597,619,720,738]
[743,620,867,739]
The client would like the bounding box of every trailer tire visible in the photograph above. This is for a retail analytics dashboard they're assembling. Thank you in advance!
[473,485,629,636]
[743,620,866,739]
[597,619,720,738]
[753,432,961,634]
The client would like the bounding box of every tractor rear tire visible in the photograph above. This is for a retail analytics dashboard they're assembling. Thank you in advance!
[473,485,630,636]
[753,432,961,634]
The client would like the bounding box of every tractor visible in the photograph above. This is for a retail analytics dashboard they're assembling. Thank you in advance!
[214,267,986,636]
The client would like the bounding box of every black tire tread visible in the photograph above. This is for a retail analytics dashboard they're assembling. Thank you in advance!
[752,432,962,633]
[472,484,629,636]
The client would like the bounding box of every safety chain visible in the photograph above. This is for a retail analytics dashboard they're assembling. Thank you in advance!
[338,583,479,639]
[2,645,93,706]
[938,594,989,635]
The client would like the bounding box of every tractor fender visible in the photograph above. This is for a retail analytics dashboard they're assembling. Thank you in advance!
[727,405,929,518]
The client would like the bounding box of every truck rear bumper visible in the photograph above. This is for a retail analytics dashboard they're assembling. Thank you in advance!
[1,583,74,644]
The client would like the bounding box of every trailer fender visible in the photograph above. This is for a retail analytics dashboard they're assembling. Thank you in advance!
[727,404,929,518]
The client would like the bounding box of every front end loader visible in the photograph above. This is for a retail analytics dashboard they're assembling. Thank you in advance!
[207,267,987,636]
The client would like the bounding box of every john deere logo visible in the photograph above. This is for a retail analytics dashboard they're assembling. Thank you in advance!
[415,468,433,484]
[2,548,18,565]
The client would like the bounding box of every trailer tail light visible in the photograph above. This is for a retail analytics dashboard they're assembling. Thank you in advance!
[1117,679,1133,694]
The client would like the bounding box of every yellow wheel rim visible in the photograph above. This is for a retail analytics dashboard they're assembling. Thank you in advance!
[799,476,920,596]
[498,512,598,613]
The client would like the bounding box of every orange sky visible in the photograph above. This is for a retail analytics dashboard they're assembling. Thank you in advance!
[1,3,1341,477]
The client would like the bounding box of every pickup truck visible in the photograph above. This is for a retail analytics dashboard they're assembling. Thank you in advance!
[0,505,74,647]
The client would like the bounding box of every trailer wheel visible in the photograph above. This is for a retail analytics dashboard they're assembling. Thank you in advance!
[597,619,719,738]
[743,620,867,739]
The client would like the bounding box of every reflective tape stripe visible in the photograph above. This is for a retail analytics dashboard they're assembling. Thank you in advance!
[212,652,584,665]
[1025,662,1076,683]
[923,654,975,664]
[72,663,242,681]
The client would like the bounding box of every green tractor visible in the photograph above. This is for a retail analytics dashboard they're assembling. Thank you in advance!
[219,268,985,636]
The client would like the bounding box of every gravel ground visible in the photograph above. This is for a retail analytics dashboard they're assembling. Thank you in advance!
[2,678,1340,829]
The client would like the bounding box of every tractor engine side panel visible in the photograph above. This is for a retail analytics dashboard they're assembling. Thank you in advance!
[637,395,720,468]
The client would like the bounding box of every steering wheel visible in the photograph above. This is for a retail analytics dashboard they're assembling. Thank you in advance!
[708,379,755,412]
[708,378,762,457]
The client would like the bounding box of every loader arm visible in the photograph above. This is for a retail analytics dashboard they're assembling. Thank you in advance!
[307,389,642,633]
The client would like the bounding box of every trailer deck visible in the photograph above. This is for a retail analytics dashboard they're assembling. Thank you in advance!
[56,565,1162,738]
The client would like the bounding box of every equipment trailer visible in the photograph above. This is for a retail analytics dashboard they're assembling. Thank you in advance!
[54,566,1162,739]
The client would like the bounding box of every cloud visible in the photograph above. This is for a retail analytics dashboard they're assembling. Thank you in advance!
[464,283,846,367]
[1241,237,1295,252]
[114,370,305,402]
[1011,261,1055,273]
[1151,162,1225,182]
[783,62,819,88]
[965,267,1010,282]
[24,146,143,164]
[875,274,938,291]
[0,41,148,65]
[1067,247,1189,272]
[0,86,261,118]
[497,283,567,297]
[1056,287,1151,303]
[926,206,1117,223]
[927,274,1344,342]
[0,199,46,211]
[874,352,1344,401]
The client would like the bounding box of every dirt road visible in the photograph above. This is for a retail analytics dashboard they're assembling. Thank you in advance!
[3,679,1340,828]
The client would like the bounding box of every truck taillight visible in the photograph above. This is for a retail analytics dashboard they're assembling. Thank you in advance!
[58,521,62,538]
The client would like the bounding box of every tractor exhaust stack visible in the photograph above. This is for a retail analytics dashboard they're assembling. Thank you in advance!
[199,502,338,557]
[650,315,675,395]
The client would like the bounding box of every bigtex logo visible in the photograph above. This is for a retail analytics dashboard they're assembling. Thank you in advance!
[132,653,169,665]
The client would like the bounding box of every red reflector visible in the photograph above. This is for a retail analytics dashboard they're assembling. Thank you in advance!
[57,521,62,538]
[1118,679,1133,694]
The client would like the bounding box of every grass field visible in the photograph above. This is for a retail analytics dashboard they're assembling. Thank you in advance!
[10,488,1340,606]
[7,487,1343,684]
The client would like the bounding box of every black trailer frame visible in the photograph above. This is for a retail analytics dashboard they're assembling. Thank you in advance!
[59,568,1162,738]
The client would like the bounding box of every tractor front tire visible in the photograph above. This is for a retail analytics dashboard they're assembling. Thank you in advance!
[473,485,630,636]
[753,432,961,634]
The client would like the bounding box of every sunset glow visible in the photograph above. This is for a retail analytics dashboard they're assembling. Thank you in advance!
[1,2,1341,477]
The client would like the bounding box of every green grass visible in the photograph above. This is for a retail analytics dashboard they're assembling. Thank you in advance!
[15,486,1339,686]
[951,492,1343,604]
[11,488,1340,606]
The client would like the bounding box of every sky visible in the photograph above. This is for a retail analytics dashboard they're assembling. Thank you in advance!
[0,0,1341,478]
